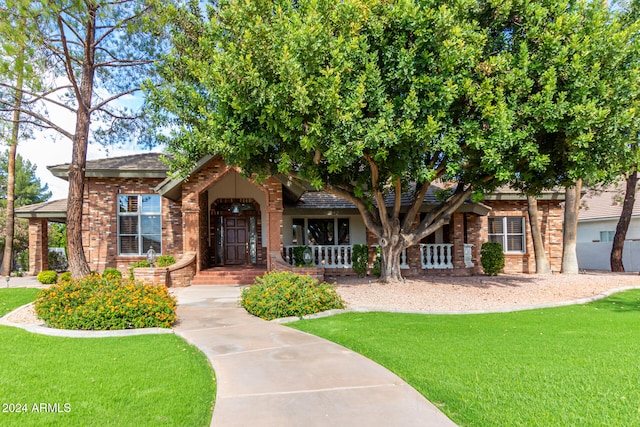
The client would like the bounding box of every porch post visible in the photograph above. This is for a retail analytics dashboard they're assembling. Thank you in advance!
[451,213,466,269]
[28,219,48,275]
[264,177,283,271]
[182,208,201,272]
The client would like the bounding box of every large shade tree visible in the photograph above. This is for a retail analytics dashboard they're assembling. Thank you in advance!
[151,0,558,282]
[487,0,640,273]
[0,0,168,278]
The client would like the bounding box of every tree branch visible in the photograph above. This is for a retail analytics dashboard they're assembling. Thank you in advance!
[94,4,152,47]
[90,87,142,112]
[57,14,82,102]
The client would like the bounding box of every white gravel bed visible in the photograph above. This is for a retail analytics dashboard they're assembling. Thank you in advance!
[331,272,640,313]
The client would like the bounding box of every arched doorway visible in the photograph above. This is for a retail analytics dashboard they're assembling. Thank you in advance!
[210,198,261,266]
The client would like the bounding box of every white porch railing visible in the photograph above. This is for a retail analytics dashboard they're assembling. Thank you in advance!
[284,245,353,268]
[285,244,464,270]
[420,244,454,269]
[464,244,474,268]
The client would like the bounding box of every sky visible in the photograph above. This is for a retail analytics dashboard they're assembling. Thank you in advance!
[13,90,164,202]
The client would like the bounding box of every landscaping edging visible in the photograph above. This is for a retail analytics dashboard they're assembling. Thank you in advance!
[0,303,175,338]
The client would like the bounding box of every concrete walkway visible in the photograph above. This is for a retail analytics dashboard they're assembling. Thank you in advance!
[172,285,456,427]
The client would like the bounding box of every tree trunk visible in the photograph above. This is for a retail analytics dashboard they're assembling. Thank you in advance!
[561,179,582,274]
[527,196,552,274]
[0,36,26,276]
[378,236,405,283]
[66,10,97,279]
[610,169,638,272]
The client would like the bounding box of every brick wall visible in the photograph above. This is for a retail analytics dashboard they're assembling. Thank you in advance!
[83,177,183,276]
[482,199,564,273]
[28,219,48,275]
[180,157,284,271]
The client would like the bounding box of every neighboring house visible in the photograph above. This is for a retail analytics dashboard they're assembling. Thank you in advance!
[577,187,640,272]
[16,153,565,284]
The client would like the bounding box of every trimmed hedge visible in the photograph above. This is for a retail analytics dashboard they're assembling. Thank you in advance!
[35,274,177,330]
[481,242,505,276]
[241,271,345,320]
[37,270,58,285]
[352,244,368,277]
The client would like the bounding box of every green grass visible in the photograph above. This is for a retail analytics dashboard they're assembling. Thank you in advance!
[290,289,640,426]
[0,288,41,316]
[0,289,214,426]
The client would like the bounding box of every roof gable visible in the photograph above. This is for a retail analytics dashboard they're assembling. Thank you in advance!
[48,152,170,180]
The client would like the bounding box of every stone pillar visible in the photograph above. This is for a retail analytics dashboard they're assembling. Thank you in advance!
[28,219,48,275]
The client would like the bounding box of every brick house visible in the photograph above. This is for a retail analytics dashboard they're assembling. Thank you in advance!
[16,153,565,284]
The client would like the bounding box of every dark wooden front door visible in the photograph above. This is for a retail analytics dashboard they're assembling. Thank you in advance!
[225,217,248,265]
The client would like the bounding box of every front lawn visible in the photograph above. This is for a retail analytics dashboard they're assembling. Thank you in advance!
[0,288,41,316]
[290,289,640,426]
[0,289,214,427]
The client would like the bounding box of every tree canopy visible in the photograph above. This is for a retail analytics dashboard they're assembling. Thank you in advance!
[151,0,639,281]
[0,151,50,208]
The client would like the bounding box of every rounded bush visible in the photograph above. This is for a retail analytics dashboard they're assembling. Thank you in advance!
[241,271,345,320]
[157,255,176,267]
[481,242,505,276]
[102,268,122,280]
[35,274,177,330]
[37,270,58,285]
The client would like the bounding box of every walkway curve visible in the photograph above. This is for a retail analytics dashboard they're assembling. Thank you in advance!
[171,285,456,427]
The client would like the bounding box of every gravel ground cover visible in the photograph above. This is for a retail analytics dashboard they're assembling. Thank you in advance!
[330,271,640,313]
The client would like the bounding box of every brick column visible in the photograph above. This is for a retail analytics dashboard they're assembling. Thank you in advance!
[451,213,466,269]
[264,177,284,271]
[28,219,48,275]
[182,208,201,272]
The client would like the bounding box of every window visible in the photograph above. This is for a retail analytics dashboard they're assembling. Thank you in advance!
[488,217,525,253]
[118,195,161,255]
[293,218,350,245]
[600,231,615,242]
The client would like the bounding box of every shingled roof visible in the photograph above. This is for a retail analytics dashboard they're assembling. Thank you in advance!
[48,152,169,180]
[579,187,640,221]
[15,199,67,221]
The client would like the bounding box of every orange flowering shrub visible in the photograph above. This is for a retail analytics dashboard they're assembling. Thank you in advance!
[34,273,177,330]
[241,271,345,320]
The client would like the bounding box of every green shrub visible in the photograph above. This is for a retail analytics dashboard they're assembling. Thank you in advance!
[481,242,505,276]
[57,272,72,283]
[102,268,123,280]
[291,246,311,267]
[16,250,28,272]
[352,244,369,277]
[157,255,176,267]
[241,271,345,320]
[372,247,382,278]
[48,250,68,272]
[37,270,58,284]
[35,273,177,330]
[128,260,151,279]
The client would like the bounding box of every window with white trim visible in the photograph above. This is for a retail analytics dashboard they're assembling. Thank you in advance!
[488,217,525,253]
[118,195,162,255]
